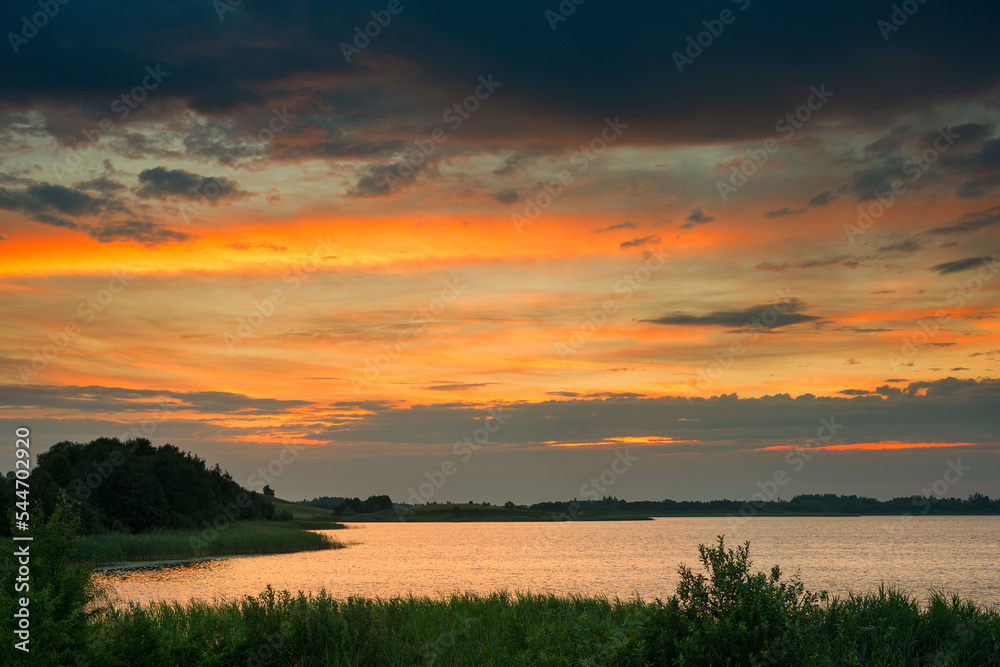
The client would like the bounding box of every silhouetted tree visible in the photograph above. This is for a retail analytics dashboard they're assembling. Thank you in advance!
[2,437,277,535]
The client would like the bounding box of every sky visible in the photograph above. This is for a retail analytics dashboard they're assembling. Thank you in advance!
[1,0,998,504]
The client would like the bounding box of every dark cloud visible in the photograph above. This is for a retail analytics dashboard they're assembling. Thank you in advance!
[0,180,123,234]
[347,161,431,197]
[641,297,821,330]
[0,384,311,415]
[957,174,1000,198]
[754,261,790,272]
[848,163,905,202]
[933,123,994,147]
[189,87,267,115]
[136,167,247,202]
[0,182,103,217]
[877,240,922,254]
[87,220,192,246]
[330,400,397,412]
[681,208,714,228]
[755,255,871,272]
[863,125,909,157]
[303,378,1000,448]
[963,137,1000,167]
[27,183,103,216]
[595,221,637,233]
[620,235,660,249]
[927,128,1000,198]
[929,256,995,275]
[763,206,804,218]
[796,256,860,270]
[944,134,1000,169]
[76,176,127,193]
[492,147,549,176]
[807,190,836,207]
[1,1,998,148]
[489,189,521,204]
[0,175,191,245]
[28,213,81,229]
[926,206,1000,235]
[848,124,1000,202]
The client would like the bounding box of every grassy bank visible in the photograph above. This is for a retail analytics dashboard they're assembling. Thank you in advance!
[74,537,1000,666]
[75,521,346,566]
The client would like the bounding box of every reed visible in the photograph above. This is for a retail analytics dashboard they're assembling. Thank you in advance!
[77,537,1000,666]
[75,522,344,566]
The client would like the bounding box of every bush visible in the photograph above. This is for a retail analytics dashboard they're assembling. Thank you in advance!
[0,497,104,666]
[640,536,828,665]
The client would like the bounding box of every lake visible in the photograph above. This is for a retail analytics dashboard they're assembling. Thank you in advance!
[95,516,1000,607]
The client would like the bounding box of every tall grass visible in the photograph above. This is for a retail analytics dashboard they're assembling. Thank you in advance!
[77,522,344,566]
[76,536,1000,666]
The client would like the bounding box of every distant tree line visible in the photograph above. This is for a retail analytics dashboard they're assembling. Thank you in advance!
[527,493,1000,516]
[0,437,275,536]
[302,495,393,515]
[298,492,1000,518]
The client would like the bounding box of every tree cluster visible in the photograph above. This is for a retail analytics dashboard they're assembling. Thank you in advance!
[0,437,275,536]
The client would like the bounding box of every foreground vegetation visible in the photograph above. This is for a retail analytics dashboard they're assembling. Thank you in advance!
[5,503,998,665]
[79,583,1000,666]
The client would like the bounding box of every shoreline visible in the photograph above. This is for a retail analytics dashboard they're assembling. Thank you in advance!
[71,521,345,567]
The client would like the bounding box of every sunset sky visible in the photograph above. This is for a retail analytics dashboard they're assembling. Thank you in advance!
[1,0,998,502]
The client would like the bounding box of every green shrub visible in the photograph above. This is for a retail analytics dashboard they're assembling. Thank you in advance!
[640,536,829,666]
[0,498,104,666]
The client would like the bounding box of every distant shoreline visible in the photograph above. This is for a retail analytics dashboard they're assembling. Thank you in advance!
[343,512,1000,522]
[338,503,1000,522]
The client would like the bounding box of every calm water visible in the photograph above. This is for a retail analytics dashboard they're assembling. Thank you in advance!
[96,517,1000,607]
